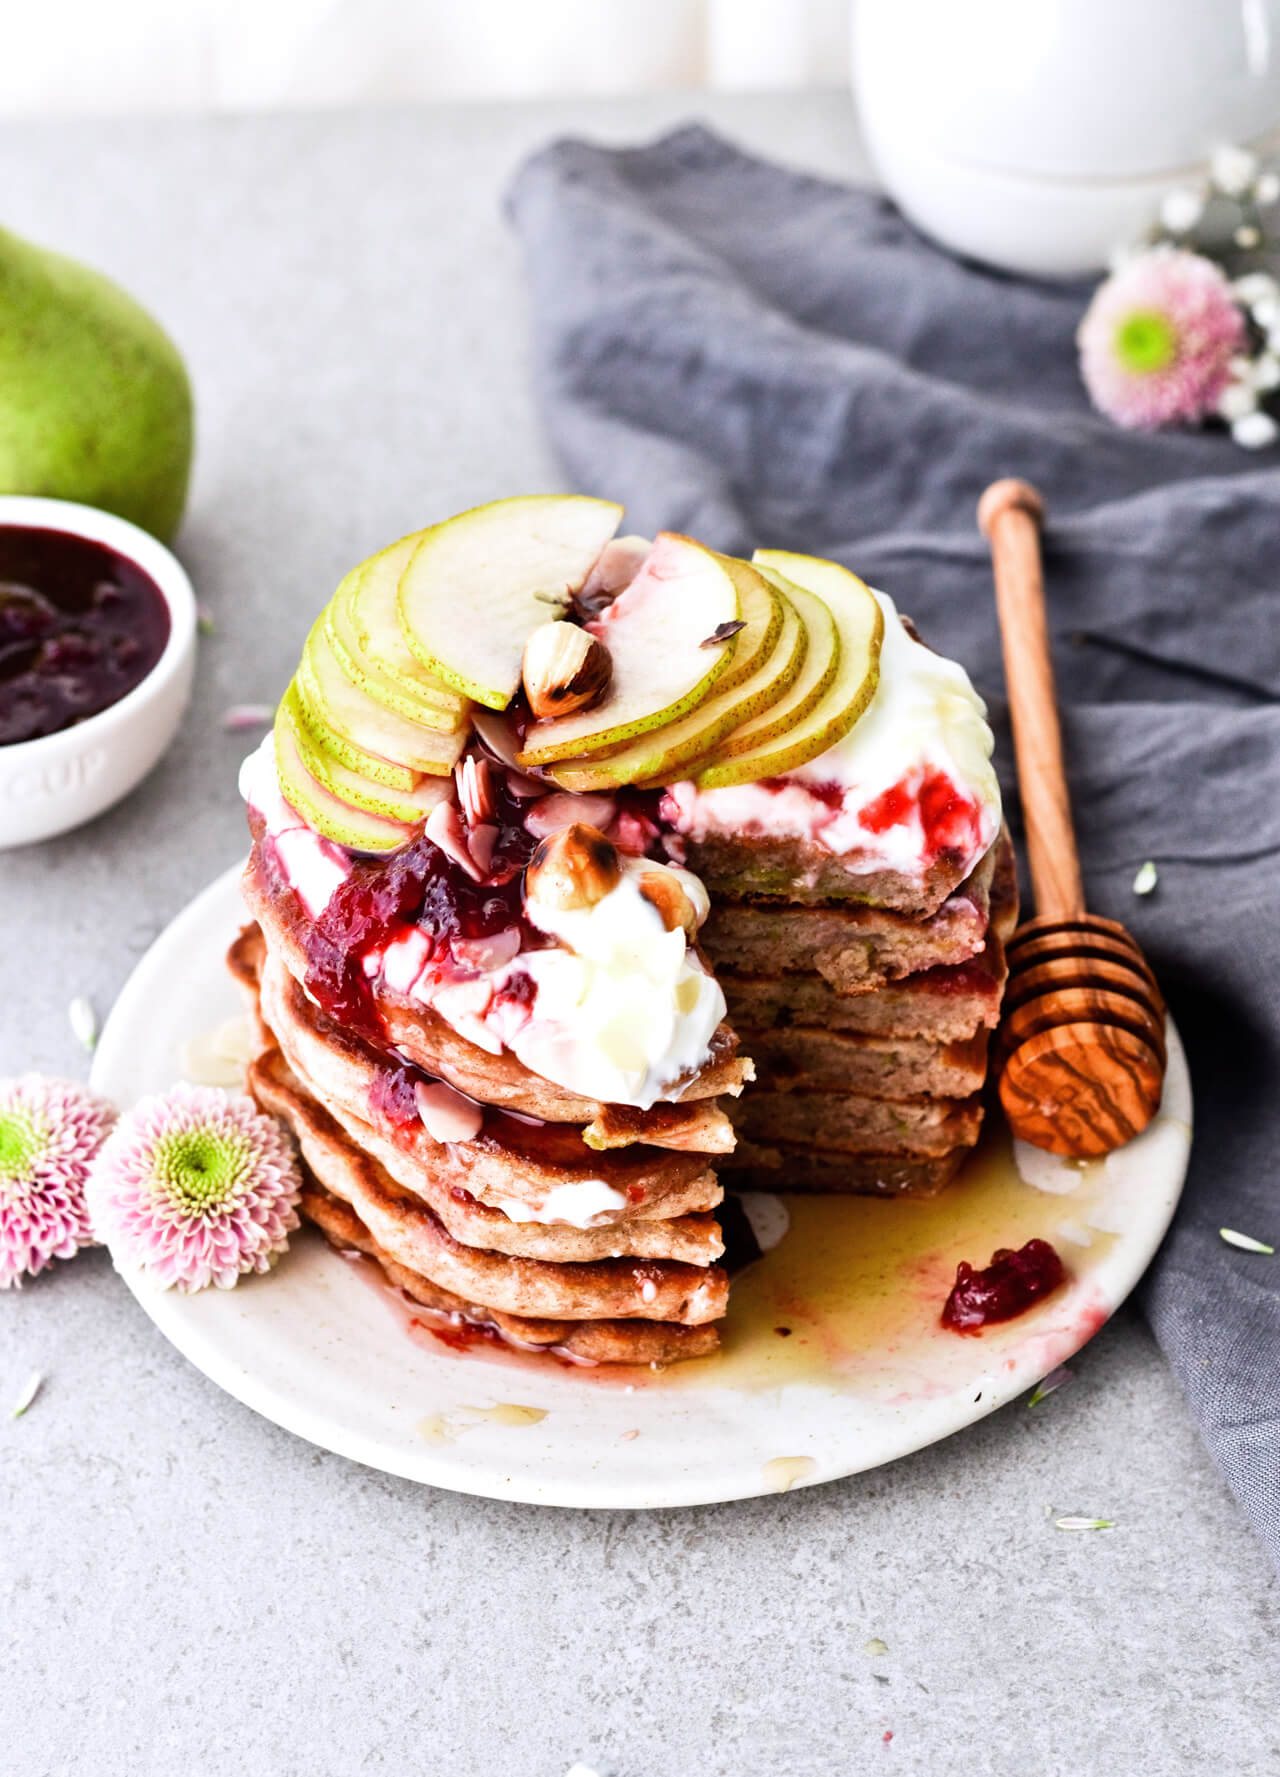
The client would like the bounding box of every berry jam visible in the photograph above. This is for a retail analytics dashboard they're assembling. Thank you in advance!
[860,769,983,865]
[0,526,170,746]
[942,1239,1066,1333]
[297,765,545,1040]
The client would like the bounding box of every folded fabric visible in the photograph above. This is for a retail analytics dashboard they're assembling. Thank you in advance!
[508,123,1280,1565]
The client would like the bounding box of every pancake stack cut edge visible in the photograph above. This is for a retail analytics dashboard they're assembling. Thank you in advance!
[702,827,1018,1200]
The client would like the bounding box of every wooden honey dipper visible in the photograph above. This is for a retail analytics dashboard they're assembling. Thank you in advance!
[978,478,1167,1157]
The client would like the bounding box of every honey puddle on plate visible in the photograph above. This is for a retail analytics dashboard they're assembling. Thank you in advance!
[660,1125,1121,1399]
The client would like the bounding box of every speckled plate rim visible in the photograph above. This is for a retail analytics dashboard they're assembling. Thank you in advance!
[91,861,1192,1510]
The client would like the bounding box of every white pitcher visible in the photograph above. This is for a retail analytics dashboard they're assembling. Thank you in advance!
[851,0,1280,277]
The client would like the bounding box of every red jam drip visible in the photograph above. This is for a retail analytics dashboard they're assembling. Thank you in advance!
[859,769,982,865]
[0,525,170,745]
[942,1239,1065,1333]
[299,765,544,1040]
[757,775,845,811]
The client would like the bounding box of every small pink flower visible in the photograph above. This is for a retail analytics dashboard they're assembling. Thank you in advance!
[1078,246,1247,429]
[0,1076,117,1288]
[86,1085,301,1292]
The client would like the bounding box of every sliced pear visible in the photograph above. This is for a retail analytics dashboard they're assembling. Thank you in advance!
[707,555,782,693]
[516,533,741,768]
[325,571,466,735]
[692,551,884,790]
[344,539,469,722]
[300,621,466,779]
[283,684,451,826]
[547,578,807,793]
[293,658,415,791]
[274,702,416,854]
[682,571,840,771]
[397,494,623,709]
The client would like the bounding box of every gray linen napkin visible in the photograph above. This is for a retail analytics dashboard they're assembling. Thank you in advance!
[507,123,1280,1561]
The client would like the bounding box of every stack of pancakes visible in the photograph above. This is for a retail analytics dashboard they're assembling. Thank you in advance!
[230,840,754,1364]
[692,828,1018,1197]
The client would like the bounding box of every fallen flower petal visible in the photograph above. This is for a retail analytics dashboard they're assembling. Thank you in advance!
[68,996,98,1052]
[221,703,274,732]
[1028,1364,1075,1407]
[1054,1515,1116,1532]
[10,1371,43,1417]
[1219,1227,1275,1254]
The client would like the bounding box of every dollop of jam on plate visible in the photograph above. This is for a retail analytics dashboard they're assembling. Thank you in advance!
[942,1238,1066,1333]
[0,526,170,746]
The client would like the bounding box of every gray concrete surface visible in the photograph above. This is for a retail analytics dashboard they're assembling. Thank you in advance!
[1,92,1275,1777]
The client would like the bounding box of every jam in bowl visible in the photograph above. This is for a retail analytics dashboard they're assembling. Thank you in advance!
[0,496,196,848]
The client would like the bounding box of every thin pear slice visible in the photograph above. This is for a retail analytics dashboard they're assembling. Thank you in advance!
[345,539,469,721]
[274,702,416,854]
[283,684,451,826]
[547,579,807,793]
[398,494,623,709]
[293,659,416,792]
[300,622,466,778]
[690,571,839,766]
[325,572,466,735]
[517,533,741,767]
[693,551,883,790]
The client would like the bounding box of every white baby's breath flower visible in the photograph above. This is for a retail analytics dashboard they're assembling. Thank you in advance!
[1235,224,1263,250]
[1216,380,1258,422]
[1256,170,1280,206]
[1233,410,1279,449]
[1251,296,1280,333]
[1159,188,1204,234]
[1252,353,1280,392]
[67,996,98,1052]
[1211,144,1258,196]
[1132,860,1159,896]
[1233,272,1280,306]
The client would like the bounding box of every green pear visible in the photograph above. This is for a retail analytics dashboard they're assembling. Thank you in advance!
[0,224,193,541]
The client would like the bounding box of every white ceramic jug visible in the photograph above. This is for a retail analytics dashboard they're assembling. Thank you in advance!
[851,0,1280,277]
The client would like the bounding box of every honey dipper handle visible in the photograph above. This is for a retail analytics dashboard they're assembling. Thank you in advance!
[977,479,1085,923]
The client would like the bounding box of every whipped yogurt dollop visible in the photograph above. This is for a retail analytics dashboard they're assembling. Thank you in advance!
[493,856,725,1111]
[663,588,1001,882]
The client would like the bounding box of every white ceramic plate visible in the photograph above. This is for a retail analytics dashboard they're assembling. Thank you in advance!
[92,862,1192,1509]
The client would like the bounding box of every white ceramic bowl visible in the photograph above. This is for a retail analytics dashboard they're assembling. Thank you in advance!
[0,496,197,849]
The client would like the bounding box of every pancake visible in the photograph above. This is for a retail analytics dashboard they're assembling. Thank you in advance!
[299,1185,720,1365]
[672,827,981,919]
[723,1139,969,1198]
[741,1025,990,1099]
[729,1088,984,1157]
[249,1046,728,1324]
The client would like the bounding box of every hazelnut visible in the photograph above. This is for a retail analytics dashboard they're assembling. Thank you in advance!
[525,823,621,912]
[521,620,612,721]
[637,869,698,939]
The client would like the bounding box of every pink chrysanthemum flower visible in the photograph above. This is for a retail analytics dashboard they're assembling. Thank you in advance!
[1078,246,1247,429]
[86,1085,301,1292]
[0,1075,117,1288]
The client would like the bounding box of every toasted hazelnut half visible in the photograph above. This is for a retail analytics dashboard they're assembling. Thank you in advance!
[525,822,621,912]
[522,620,612,721]
[638,869,698,939]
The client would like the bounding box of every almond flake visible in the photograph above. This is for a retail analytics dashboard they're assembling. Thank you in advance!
[700,619,746,648]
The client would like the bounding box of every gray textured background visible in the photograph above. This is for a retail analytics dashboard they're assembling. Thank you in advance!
[2,94,1276,1777]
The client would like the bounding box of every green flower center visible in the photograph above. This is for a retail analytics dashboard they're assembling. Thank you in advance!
[1114,309,1178,375]
[155,1127,249,1217]
[0,1106,44,1196]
